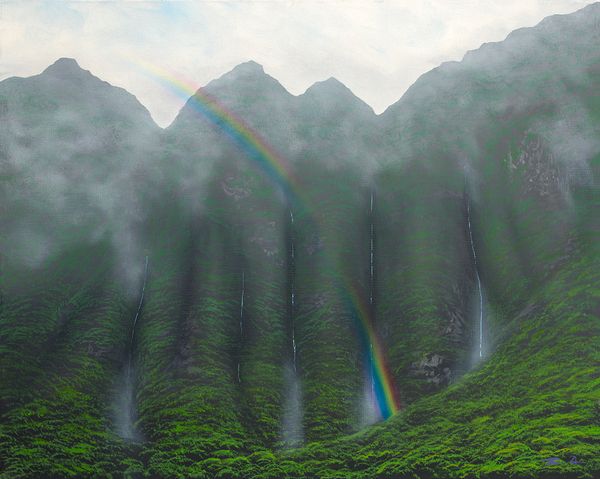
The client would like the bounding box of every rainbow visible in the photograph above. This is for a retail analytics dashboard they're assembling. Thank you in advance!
[342,281,400,418]
[135,60,401,419]
[135,60,300,205]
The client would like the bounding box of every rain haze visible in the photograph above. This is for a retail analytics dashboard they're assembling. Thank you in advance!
[1,0,595,127]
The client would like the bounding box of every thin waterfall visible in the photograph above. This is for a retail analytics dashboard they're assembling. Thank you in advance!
[237,271,245,383]
[370,192,374,305]
[240,272,245,335]
[130,256,149,346]
[361,190,379,426]
[282,208,303,446]
[369,191,375,393]
[116,255,149,441]
[467,201,484,359]
[290,210,297,372]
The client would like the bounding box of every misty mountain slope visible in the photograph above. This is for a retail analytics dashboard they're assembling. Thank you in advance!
[134,3,599,477]
[0,243,137,477]
[280,245,599,479]
[292,163,369,440]
[154,60,386,448]
[0,58,161,277]
[163,60,297,172]
[373,164,474,404]
[293,78,379,169]
[0,4,599,479]
[365,1,600,402]
[133,161,294,475]
[380,2,600,161]
[273,4,600,477]
[0,59,162,477]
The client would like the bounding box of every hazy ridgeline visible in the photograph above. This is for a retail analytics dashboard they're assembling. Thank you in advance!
[0,4,599,478]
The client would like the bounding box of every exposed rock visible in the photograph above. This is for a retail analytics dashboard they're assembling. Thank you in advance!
[442,282,468,343]
[410,353,452,386]
[505,133,564,200]
[444,308,466,341]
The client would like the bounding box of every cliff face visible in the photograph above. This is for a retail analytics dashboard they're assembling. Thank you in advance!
[0,4,599,478]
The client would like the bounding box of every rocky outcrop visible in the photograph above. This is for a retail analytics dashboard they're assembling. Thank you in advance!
[505,134,565,200]
[410,353,452,386]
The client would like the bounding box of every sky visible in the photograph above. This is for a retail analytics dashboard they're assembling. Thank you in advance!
[0,0,596,127]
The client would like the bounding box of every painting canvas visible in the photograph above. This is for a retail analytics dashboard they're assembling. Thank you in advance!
[0,1,599,477]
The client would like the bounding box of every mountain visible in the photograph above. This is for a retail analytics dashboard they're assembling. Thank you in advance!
[0,57,160,274]
[0,4,599,479]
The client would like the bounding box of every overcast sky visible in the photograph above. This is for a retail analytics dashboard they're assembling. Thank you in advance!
[1,0,595,126]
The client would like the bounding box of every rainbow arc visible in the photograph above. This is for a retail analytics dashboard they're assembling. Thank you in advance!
[136,61,401,419]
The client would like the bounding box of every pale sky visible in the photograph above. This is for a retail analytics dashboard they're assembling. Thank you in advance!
[0,0,595,127]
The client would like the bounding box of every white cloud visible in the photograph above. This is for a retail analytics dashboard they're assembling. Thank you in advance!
[0,0,595,126]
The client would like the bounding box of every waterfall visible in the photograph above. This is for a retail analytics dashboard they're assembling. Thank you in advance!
[240,272,245,335]
[282,208,303,446]
[370,191,374,305]
[290,209,297,372]
[467,201,484,359]
[369,191,375,392]
[281,365,303,447]
[360,190,379,426]
[130,256,149,347]
[116,255,149,442]
[237,272,245,383]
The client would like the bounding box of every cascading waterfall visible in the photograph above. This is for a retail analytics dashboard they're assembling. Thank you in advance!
[282,208,303,446]
[466,201,484,359]
[290,210,297,372]
[361,190,379,426]
[115,255,149,442]
[370,191,374,305]
[237,272,245,383]
[369,191,375,395]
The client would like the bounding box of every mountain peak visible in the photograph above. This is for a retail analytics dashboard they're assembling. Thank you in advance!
[230,60,265,76]
[44,57,82,72]
[42,57,91,80]
[172,59,291,129]
[198,59,290,101]
[302,77,374,114]
[305,77,349,94]
[203,60,281,92]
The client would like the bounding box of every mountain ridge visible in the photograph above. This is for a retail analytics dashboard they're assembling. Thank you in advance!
[4,1,599,128]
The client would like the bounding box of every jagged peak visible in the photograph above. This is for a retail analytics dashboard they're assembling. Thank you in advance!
[302,77,374,113]
[202,60,288,94]
[26,57,158,127]
[229,60,265,76]
[208,60,272,87]
[461,1,600,65]
[191,60,295,109]
[42,57,91,78]
[305,76,347,93]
